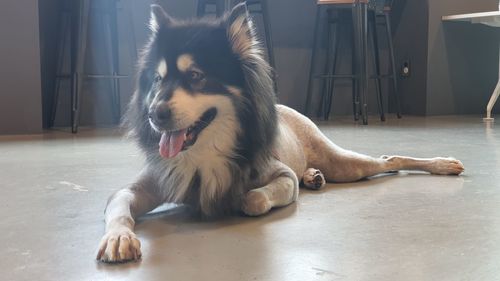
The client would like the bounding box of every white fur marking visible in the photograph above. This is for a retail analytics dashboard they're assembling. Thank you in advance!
[157,58,167,78]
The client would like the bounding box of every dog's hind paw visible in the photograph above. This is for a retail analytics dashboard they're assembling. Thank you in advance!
[96,227,142,263]
[428,157,465,175]
[302,168,326,190]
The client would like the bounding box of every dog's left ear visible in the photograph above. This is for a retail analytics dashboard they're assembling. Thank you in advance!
[149,4,173,33]
[225,2,260,59]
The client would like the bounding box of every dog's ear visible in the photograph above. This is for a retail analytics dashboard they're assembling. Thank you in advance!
[227,2,249,27]
[225,2,260,59]
[149,4,173,33]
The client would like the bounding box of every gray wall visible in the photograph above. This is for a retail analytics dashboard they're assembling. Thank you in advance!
[0,1,43,134]
[392,0,429,115]
[427,0,498,115]
[40,0,500,129]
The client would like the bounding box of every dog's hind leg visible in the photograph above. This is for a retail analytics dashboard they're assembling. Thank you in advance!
[277,105,464,184]
[242,162,299,216]
[309,137,464,183]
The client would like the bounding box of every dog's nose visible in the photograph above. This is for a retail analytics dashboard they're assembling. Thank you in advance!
[149,103,171,126]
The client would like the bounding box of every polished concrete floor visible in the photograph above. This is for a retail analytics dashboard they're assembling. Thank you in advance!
[1,115,499,281]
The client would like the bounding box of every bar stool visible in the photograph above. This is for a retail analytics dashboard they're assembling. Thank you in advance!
[375,0,401,119]
[50,0,137,133]
[305,0,401,124]
[197,0,275,69]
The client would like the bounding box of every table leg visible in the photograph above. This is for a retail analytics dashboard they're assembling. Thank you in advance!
[483,42,500,122]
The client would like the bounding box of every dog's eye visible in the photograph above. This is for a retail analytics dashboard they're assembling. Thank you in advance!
[153,72,162,83]
[188,70,205,82]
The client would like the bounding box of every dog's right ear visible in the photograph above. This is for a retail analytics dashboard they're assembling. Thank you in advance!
[149,4,173,33]
[225,2,260,59]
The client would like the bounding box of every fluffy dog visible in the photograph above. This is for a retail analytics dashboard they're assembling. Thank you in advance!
[96,3,464,263]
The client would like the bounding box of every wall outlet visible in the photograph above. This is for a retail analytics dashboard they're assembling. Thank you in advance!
[401,60,411,78]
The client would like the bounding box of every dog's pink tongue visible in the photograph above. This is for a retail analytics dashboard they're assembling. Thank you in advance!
[159,129,186,159]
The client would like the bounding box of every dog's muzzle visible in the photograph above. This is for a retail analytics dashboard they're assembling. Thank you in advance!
[148,103,172,129]
[149,107,218,159]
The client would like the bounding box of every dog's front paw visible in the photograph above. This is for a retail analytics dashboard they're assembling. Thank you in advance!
[242,190,272,216]
[96,227,142,263]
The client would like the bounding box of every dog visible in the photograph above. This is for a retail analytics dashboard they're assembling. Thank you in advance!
[96,3,464,263]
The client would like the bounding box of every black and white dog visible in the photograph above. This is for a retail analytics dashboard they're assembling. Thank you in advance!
[97,3,464,263]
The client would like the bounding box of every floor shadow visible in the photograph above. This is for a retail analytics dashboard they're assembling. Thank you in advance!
[133,200,298,241]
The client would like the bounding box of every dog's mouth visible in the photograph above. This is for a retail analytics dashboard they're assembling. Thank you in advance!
[158,108,217,159]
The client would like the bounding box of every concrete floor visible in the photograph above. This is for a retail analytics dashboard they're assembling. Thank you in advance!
[1,116,499,281]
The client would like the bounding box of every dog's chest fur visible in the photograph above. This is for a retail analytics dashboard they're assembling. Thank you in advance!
[159,155,238,214]
[149,113,252,216]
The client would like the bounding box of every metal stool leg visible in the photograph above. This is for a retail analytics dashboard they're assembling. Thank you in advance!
[384,12,402,118]
[324,11,340,120]
[350,13,359,121]
[106,1,121,123]
[305,5,322,117]
[71,0,90,133]
[123,0,138,62]
[352,1,368,125]
[51,11,71,128]
[359,2,369,125]
[321,10,333,120]
[369,11,385,121]
[54,0,137,132]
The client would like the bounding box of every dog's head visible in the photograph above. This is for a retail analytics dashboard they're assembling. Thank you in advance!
[126,3,277,162]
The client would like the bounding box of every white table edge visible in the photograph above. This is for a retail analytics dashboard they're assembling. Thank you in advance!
[442,11,500,21]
